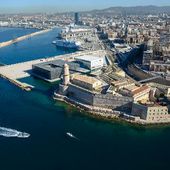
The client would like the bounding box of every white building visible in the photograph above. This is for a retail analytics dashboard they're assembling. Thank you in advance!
[75,55,104,70]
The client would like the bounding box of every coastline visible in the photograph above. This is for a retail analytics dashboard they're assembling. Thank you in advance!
[53,92,170,126]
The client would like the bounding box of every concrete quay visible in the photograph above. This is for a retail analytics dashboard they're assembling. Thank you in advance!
[0,50,106,91]
[0,29,51,48]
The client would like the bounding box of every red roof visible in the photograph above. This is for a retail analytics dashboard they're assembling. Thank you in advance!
[132,85,150,96]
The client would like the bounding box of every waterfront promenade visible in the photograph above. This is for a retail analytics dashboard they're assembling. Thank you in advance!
[0,29,51,48]
[0,50,106,91]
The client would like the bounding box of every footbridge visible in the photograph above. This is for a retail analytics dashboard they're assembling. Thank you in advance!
[138,76,162,83]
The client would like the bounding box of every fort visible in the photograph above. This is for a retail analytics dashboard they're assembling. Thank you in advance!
[52,60,170,125]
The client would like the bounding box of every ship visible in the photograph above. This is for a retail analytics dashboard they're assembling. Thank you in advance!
[52,39,80,49]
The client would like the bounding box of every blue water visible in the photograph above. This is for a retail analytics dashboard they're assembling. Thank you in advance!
[0,27,170,170]
[0,27,37,43]
[0,27,75,64]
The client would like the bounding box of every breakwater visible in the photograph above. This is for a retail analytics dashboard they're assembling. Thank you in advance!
[0,29,51,48]
[0,73,33,91]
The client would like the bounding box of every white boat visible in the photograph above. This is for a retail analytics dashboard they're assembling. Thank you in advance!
[66,132,79,140]
[52,39,80,49]
[66,132,74,138]
[0,127,30,138]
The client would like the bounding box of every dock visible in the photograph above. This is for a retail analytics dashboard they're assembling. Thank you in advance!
[0,50,106,91]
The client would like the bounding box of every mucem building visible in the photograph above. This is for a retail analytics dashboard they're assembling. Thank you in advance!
[32,59,90,82]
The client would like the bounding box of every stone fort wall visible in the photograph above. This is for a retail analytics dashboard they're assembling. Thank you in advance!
[67,84,133,111]
[93,94,132,111]
[68,84,94,105]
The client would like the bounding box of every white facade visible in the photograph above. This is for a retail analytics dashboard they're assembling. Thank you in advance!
[75,55,104,70]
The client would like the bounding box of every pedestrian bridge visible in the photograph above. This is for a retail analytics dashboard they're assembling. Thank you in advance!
[138,76,161,83]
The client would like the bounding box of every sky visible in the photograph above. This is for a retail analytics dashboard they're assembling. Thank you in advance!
[0,0,170,13]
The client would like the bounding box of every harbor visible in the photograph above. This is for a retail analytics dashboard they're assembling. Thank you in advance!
[0,4,170,170]
[0,50,105,90]
[0,23,169,125]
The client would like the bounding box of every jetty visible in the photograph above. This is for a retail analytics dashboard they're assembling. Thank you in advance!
[0,50,106,91]
[0,29,51,48]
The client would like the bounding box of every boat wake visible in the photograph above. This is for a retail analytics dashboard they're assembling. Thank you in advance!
[0,127,30,138]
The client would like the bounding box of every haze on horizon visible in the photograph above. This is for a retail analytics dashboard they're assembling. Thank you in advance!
[0,0,170,13]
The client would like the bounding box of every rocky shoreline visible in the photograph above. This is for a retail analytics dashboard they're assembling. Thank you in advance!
[53,92,170,126]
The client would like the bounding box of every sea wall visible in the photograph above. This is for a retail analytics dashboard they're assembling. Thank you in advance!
[67,84,94,105]
[54,92,170,125]
[0,29,51,48]
[93,94,133,111]
[67,83,133,111]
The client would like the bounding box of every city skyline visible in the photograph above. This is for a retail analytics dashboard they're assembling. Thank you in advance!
[0,0,170,13]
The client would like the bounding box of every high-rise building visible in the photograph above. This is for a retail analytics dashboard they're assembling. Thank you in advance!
[74,12,79,25]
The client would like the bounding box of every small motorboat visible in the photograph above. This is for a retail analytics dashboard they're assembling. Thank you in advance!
[66,132,79,140]
[66,132,74,138]
[0,127,30,138]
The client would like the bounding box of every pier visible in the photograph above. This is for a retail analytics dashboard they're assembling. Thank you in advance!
[0,50,106,91]
[0,29,51,48]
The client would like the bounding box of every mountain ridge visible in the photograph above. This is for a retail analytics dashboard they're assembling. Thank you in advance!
[86,5,170,15]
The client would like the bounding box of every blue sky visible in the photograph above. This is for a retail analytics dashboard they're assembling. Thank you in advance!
[0,0,170,13]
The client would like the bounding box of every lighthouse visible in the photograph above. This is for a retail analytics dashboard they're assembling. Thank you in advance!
[59,63,70,95]
[63,63,70,85]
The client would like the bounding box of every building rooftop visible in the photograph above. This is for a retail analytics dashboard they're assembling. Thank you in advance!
[73,74,101,85]
[111,79,131,87]
[131,85,150,96]
[33,59,90,73]
[125,85,139,92]
[75,55,103,62]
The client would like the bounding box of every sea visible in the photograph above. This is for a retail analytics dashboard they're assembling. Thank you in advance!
[0,27,170,170]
